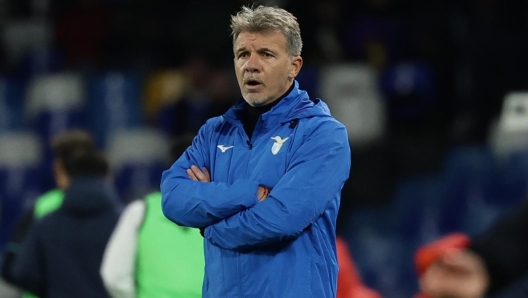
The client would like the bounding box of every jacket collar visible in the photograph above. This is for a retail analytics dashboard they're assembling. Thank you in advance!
[223,81,328,129]
[61,176,121,216]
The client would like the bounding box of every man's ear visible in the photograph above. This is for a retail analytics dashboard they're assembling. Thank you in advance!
[53,159,69,190]
[289,56,303,79]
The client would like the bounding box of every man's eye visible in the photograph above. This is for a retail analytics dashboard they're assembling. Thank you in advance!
[239,53,248,58]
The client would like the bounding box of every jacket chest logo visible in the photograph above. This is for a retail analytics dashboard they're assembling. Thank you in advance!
[270,136,290,155]
[217,145,234,153]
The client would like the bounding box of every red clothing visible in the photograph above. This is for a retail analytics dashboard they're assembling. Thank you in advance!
[413,233,471,298]
[337,237,382,298]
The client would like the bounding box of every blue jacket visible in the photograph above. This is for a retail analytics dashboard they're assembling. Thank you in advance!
[161,81,351,298]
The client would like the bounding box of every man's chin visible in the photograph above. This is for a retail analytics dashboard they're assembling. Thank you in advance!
[244,95,267,107]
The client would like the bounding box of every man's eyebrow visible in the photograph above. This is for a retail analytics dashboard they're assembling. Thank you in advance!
[257,47,276,54]
[235,47,246,54]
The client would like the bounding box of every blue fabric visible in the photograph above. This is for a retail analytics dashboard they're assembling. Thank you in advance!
[161,81,351,298]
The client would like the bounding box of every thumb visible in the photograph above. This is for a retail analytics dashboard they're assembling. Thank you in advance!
[439,249,477,272]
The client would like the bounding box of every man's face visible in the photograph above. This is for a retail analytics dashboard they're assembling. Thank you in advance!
[234,31,302,107]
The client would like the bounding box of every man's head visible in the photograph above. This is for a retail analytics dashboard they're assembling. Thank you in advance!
[230,5,303,107]
[50,130,96,189]
[62,148,109,178]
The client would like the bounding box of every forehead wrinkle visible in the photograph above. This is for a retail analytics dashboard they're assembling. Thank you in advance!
[236,32,285,48]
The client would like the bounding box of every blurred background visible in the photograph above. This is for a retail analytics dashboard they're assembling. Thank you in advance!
[1,0,528,296]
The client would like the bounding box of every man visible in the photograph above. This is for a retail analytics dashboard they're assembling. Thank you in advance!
[10,147,121,297]
[161,5,351,298]
[1,130,96,298]
[420,200,528,297]
[100,135,204,298]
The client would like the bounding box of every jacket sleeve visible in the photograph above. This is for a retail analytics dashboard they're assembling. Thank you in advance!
[161,122,260,228]
[11,223,45,297]
[469,199,528,295]
[205,123,351,250]
[100,200,145,298]
[1,206,35,284]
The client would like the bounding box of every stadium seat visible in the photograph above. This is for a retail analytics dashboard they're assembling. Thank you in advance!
[497,151,528,207]
[0,77,26,133]
[390,176,446,244]
[106,128,169,203]
[0,132,43,252]
[295,64,320,98]
[441,145,504,236]
[1,20,53,73]
[86,71,143,148]
[25,72,86,189]
[379,62,437,122]
[318,63,386,148]
[489,91,528,158]
[18,46,63,77]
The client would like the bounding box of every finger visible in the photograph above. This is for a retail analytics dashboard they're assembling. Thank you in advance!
[190,165,207,182]
[187,168,198,181]
[203,167,211,181]
[439,250,474,273]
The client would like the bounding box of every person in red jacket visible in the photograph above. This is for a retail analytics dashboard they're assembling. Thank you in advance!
[336,236,382,298]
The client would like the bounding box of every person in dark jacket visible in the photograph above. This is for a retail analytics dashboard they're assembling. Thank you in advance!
[420,200,528,297]
[10,147,121,298]
[1,130,96,298]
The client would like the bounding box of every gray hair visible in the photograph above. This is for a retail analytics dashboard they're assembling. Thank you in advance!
[230,5,303,57]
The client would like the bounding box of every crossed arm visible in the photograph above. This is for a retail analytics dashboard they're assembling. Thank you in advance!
[186,165,268,201]
[161,123,350,251]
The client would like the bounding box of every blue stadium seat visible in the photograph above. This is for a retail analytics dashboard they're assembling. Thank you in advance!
[106,128,169,203]
[18,46,62,77]
[500,151,528,206]
[25,73,86,189]
[441,145,503,236]
[390,175,447,244]
[0,77,26,133]
[379,62,437,122]
[295,64,320,98]
[343,204,418,296]
[86,71,142,148]
[0,132,43,252]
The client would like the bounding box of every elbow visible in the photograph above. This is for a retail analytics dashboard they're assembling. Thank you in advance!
[161,191,205,228]
[160,178,192,226]
[161,193,188,226]
[100,268,129,298]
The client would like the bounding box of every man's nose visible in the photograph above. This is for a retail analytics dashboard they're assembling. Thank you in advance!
[244,54,260,73]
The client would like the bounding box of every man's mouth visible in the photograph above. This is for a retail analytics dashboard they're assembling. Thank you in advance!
[244,79,263,89]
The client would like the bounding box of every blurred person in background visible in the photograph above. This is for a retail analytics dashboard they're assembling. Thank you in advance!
[100,134,204,298]
[1,130,97,298]
[9,146,121,298]
[336,236,382,298]
[419,200,528,297]
[161,5,351,298]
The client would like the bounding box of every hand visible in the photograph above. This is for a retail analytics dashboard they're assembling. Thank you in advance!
[257,186,269,202]
[420,249,489,298]
[187,165,211,182]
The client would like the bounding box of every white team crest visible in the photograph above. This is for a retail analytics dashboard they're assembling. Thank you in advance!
[270,136,290,155]
[217,145,234,153]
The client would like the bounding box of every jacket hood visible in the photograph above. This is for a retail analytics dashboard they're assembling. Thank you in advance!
[61,176,120,216]
[224,80,332,129]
